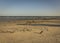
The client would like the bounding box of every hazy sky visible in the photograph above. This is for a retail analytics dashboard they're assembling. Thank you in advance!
[0,0,60,16]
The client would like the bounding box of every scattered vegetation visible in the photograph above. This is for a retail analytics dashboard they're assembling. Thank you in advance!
[34,30,43,34]
[20,28,32,32]
[0,30,15,33]
[0,28,32,33]
[39,31,43,34]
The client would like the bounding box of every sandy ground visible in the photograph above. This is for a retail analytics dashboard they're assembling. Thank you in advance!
[0,20,60,43]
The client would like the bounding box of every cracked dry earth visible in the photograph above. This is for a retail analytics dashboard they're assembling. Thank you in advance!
[0,20,60,43]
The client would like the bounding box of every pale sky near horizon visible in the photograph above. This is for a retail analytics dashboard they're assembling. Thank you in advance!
[0,0,60,16]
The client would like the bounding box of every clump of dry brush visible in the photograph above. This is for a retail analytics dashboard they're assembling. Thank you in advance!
[0,28,32,33]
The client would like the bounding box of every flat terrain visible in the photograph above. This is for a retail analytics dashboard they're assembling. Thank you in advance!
[0,20,60,43]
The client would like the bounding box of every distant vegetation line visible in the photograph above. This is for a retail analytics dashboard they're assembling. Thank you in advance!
[0,16,60,20]
[17,24,60,27]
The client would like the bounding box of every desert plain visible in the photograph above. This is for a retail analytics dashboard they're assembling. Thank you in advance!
[0,20,60,43]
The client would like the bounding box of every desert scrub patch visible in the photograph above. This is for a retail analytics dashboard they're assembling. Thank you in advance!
[0,29,15,33]
[21,28,32,32]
